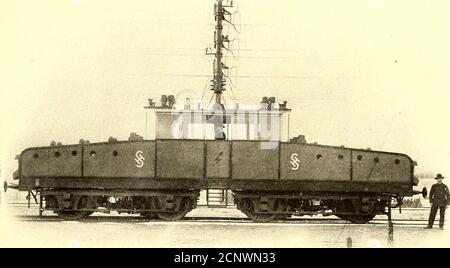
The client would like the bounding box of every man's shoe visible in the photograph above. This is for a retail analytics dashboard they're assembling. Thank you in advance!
[440,227,444,230]
[424,226,433,229]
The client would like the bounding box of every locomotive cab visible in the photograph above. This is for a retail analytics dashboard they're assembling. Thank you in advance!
[145,96,292,142]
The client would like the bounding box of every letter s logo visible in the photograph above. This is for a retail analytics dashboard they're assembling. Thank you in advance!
[134,151,145,168]
[290,153,300,171]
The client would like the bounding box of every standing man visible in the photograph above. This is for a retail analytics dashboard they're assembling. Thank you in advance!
[425,174,449,230]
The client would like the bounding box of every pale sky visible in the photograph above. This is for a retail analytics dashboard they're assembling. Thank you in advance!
[1,0,450,180]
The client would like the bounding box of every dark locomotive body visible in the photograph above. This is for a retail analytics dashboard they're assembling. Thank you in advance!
[10,138,420,223]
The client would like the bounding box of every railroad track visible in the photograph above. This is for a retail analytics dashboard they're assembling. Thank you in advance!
[6,203,430,226]
[10,214,429,226]
[185,217,428,226]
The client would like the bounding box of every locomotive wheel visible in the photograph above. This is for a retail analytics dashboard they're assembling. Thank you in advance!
[335,200,376,224]
[56,210,90,221]
[236,197,277,223]
[244,210,276,223]
[336,214,350,221]
[156,196,191,221]
[343,214,376,224]
[80,196,95,218]
[140,212,158,219]
[55,196,92,220]
[275,214,291,221]
[157,210,189,221]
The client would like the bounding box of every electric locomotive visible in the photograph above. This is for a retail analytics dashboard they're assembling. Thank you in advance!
[3,0,427,223]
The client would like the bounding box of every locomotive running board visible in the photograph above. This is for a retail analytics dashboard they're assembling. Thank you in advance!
[41,189,199,197]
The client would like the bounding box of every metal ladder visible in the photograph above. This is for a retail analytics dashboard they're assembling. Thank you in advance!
[206,189,232,208]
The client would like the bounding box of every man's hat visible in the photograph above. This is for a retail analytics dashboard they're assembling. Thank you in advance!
[435,173,445,180]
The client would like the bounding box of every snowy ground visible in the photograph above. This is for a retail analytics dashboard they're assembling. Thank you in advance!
[1,201,449,248]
